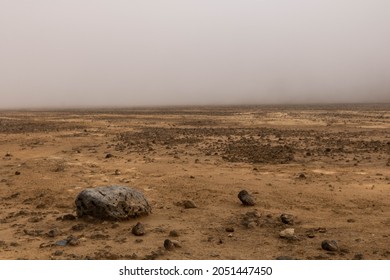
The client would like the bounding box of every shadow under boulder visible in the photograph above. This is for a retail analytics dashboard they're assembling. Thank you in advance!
[75,186,151,220]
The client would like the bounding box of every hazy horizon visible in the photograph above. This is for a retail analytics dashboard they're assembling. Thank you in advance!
[1,1,390,109]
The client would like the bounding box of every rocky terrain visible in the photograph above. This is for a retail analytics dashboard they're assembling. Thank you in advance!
[0,104,389,260]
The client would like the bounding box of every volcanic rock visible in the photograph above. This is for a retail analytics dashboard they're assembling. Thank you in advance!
[75,185,151,220]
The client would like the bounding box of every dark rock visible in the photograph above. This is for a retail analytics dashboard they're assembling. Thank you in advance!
[321,240,339,251]
[280,214,294,225]
[53,250,63,256]
[164,239,175,250]
[182,200,197,209]
[58,214,77,221]
[71,223,87,231]
[238,190,255,206]
[347,218,356,223]
[169,230,179,237]
[15,171,21,175]
[131,222,145,236]
[225,227,235,233]
[75,185,151,220]
[105,153,113,159]
[298,173,306,179]
[47,228,61,238]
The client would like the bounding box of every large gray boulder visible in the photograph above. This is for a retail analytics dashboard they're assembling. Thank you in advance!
[75,186,151,220]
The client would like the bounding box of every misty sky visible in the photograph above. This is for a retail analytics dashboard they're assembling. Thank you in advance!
[1,1,390,108]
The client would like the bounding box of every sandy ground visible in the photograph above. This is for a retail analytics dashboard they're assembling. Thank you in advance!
[0,104,389,260]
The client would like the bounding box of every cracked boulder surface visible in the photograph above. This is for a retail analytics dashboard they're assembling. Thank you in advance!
[75,186,151,220]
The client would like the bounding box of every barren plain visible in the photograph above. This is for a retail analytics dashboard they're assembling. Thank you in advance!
[0,104,389,260]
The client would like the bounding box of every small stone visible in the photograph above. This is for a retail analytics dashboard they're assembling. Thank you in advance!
[279,228,295,239]
[321,240,339,251]
[298,173,306,179]
[228,233,233,238]
[164,239,175,250]
[225,227,235,233]
[169,230,179,237]
[347,218,356,223]
[15,171,21,175]
[114,169,121,175]
[131,222,145,236]
[59,214,77,221]
[67,236,80,246]
[47,228,61,238]
[53,250,63,256]
[182,200,197,209]
[280,214,294,225]
[238,190,255,206]
[5,152,12,157]
[105,153,113,159]
[135,239,143,243]
[71,224,87,231]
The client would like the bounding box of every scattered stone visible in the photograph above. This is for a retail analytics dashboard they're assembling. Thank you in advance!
[238,190,255,206]
[298,173,306,179]
[228,233,233,238]
[47,228,61,238]
[321,240,339,251]
[164,239,175,250]
[58,214,77,221]
[5,152,12,157]
[279,228,296,239]
[180,200,197,209]
[15,171,21,175]
[114,169,121,175]
[90,231,109,239]
[280,214,294,225]
[75,185,151,220]
[170,240,181,248]
[66,235,80,246]
[241,211,261,228]
[71,223,87,231]
[53,250,63,256]
[169,230,179,237]
[306,231,315,238]
[225,227,235,233]
[131,222,145,236]
[105,153,113,159]
[347,218,356,223]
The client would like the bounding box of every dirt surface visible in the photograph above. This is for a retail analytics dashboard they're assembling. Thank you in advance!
[0,104,389,260]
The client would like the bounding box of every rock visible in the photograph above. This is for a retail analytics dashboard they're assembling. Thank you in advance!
[164,239,175,250]
[105,153,113,159]
[225,227,235,233]
[5,152,12,157]
[114,169,121,175]
[47,228,61,238]
[181,200,197,209]
[15,171,21,175]
[241,211,261,228]
[279,228,295,239]
[58,214,77,221]
[238,190,255,206]
[169,230,179,237]
[75,186,151,220]
[280,214,294,225]
[321,240,339,251]
[298,173,306,179]
[131,222,145,236]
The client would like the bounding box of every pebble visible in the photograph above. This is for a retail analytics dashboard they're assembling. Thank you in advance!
[279,228,295,239]
[169,230,179,237]
[47,228,61,238]
[105,153,113,159]
[132,222,145,236]
[321,240,339,251]
[182,200,197,209]
[280,214,294,225]
[238,190,255,206]
[225,227,235,233]
[15,171,21,175]
[164,239,175,250]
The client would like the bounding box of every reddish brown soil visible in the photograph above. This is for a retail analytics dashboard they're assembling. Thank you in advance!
[0,104,389,260]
